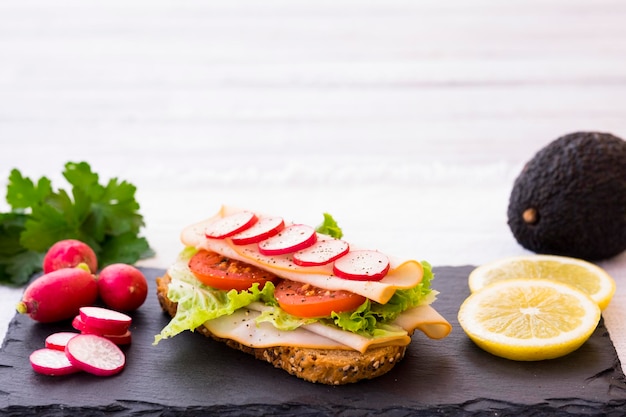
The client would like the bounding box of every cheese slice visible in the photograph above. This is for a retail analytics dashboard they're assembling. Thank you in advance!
[203,301,451,353]
[180,206,424,304]
[203,307,346,350]
[393,305,452,340]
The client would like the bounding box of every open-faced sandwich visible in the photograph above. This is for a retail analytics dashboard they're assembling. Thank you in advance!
[154,205,451,385]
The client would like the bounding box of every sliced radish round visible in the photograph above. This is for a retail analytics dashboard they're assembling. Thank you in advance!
[205,211,258,239]
[293,238,350,266]
[79,306,132,335]
[45,332,80,351]
[30,348,80,376]
[73,314,120,336]
[333,250,390,281]
[65,334,126,376]
[230,216,285,245]
[71,315,132,345]
[101,330,132,346]
[72,314,90,333]
[258,224,317,255]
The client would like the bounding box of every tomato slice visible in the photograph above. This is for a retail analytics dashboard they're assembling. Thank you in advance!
[188,250,279,291]
[274,280,367,318]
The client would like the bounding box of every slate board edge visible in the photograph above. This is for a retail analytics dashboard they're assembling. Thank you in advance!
[2,398,626,417]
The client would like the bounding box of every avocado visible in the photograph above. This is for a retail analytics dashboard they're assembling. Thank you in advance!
[507,131,626,261]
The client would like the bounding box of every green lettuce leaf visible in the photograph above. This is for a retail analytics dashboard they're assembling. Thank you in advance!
[255,304,317,330]
[315,213,343,239]
[330,261,436,335]
[154,247,276,344]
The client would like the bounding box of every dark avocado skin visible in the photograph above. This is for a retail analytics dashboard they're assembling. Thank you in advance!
[507,131,626,261]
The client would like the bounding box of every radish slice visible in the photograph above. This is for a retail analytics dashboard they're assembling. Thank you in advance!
[30,348,79,376]
[293,238,350,266]
[72,314,90,333]
[71,315,132,345]
[65,334,126,376]
[79,306,132,335]
[205,211,258,239]
[230,216,285,245]
[333,250,390,281]
[73,314,119,336]
[45,332,79,351]
[258,224,317,255]
[73,314,107,335]
[102,330,132,346]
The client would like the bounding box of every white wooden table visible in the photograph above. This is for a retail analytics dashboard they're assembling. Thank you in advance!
[1,0,625,373]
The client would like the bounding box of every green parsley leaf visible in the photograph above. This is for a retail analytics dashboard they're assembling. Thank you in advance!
[98,232,152,266]
[0,161,153,286]
[0,213,44,285]
[6,169,52,210]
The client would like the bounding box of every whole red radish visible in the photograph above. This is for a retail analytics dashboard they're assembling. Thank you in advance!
[43,239,98,274]
[97,264,148,311]
[16,267,98,323]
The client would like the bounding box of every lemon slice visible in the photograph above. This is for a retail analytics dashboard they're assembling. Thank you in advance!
[468,255,616,310]
[458,279,601,361]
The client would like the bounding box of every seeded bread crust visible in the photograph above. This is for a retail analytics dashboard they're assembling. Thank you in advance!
[156,274,408,385]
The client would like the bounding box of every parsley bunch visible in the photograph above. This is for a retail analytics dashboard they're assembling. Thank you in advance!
[0,162,153,286]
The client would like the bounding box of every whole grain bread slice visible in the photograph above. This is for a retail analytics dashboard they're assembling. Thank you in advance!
[156,274,408,385]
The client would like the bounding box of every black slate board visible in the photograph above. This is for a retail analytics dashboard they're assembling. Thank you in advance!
[1,266,625,416]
